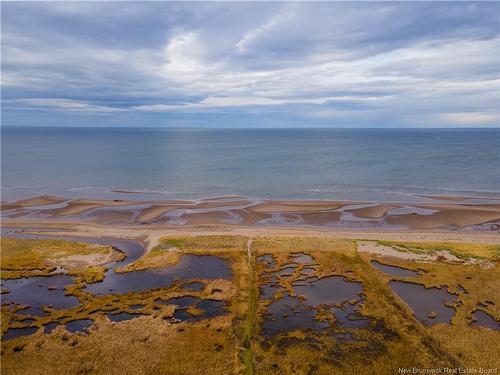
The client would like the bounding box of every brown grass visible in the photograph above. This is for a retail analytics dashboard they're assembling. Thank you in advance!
[1,316,239,375]
[1,237,122,279]
[115,246,182,273]
[2,234,499,374]
[251,236,499,374]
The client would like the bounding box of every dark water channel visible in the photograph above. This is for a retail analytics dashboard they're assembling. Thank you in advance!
[1,227,231,340]
[371,260,420,278]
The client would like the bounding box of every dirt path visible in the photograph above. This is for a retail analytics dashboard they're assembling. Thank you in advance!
[247,238,253,260]
[243,238,256,375]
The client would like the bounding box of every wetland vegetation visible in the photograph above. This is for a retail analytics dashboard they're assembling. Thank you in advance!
[1,232,499,374]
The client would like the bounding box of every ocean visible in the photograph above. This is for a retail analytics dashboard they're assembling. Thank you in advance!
[2,127,499,202]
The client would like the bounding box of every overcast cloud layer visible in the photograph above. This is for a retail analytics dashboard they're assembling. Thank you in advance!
[1,1,499,127]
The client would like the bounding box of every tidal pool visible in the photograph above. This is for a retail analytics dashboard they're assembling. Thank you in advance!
[2,327,38,341]
[260,283,281,300]
[291,253,314,264]
[256,255,276,268]
[331,302,371,329]
[371,260,419,278]
[184,282,205,292]
[158,296,201,308]
[294,276,364,306]
[268,266,296,278]
[471,310,500,330]
[157,295,227,322]
[196,300,226,319]
[389,281,457,326]
[2,275,79,316]
[301,267,316,275]
[171,299,226,322]
[107,312,145,322]
[65,319,93,333]
[262,293,329,337]
[43,322,59,334]
[1,228,232,342]
[86,254,231,295]
[1,230,144,321]
[173,309,199,321]
[260,253,371,337]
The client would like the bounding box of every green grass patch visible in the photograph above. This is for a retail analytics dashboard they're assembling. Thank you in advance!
[160,235,248,251]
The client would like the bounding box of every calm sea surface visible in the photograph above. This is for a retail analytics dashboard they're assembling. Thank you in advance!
[2,127,499,202]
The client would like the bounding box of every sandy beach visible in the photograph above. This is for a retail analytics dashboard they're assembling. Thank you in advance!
[3,216,500,249]
[2,195,499,232]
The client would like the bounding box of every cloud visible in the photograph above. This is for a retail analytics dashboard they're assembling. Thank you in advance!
[1,2,499,127]
[437,111,500,126]
[132,94,392,112]
[5,99,127,113]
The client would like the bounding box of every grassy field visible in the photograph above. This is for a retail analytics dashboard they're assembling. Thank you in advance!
[1,237,124,281]
[1,235,499,374]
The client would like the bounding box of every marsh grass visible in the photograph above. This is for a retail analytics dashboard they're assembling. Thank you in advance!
[2,235,249,375]
[1,237,122,279]
[1,315,239,375]
[364,252,500,368]
[250,236,499,374]
[2,235,499,374]
[68,265,108,284]
[115,246,181,273]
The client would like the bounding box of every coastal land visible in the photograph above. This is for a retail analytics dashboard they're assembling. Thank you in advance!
[2,194,500,230]
[1,195,499,374]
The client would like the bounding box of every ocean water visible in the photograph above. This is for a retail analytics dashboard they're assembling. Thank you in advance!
[1,127,499,202]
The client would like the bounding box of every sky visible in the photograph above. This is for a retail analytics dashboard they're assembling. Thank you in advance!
[1,1,499,128]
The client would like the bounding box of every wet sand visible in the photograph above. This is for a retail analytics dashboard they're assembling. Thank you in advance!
[0,195,68,210]
[420,194,500,202]
[50,199,139,217]
[346,204,401,219]
[249,200,347,213]
[386,204,500,230]
[191,199,252,210]
[2,195,500,232]
[136,205,180,222]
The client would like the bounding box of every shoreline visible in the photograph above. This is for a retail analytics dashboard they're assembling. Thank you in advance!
[1,194,499,233]
[3,186,500,206]
[2,219,500,247]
